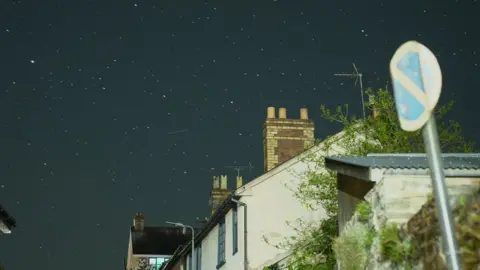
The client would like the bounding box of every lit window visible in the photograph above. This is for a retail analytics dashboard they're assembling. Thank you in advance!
[149,258,168,269]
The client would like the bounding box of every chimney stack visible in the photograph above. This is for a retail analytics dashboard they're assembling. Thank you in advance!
[209,175,231,216]
[133,212,144,232]
[263,107,315,172]
[267,107,276,119]
[300,108,309,120]
[236,176,243,189]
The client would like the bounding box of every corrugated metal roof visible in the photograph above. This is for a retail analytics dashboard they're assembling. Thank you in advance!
[326,153,480,170]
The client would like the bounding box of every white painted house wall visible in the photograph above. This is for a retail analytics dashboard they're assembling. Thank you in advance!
[187,132,348,270]
[185,208,245,270]
[238,159,327,269]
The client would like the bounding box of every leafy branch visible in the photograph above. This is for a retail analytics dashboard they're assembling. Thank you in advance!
[281,87,474,269]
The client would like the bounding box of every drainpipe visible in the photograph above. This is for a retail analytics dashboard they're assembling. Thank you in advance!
[231,198,248,270]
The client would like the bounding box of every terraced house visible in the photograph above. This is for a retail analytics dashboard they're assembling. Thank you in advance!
[125,213,198,270]
[161,107,348,270]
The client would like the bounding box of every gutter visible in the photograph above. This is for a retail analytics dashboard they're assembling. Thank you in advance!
[231,198,248,270]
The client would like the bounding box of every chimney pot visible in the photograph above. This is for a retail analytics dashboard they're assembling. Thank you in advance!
[279,107,287,119]
[267,107,275,119]
[213,176,220,189]
[133,212,145,232]
[300,108,308,120]
[236,176,243,189]
[220,175,227,189]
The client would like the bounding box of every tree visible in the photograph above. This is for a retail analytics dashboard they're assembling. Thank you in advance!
[281,88,474,269]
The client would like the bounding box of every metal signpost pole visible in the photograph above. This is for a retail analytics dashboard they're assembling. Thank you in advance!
[390,41,461,270]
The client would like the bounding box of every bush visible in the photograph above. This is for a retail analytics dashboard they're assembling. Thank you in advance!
[356,201,372,223]
[379,224,416,266]
[333,223,369,270]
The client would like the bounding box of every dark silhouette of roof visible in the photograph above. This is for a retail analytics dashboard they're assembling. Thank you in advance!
[0,204,16,232]
[131,226,200,256]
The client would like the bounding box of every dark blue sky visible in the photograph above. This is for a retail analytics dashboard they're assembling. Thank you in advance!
[0,1,478,269]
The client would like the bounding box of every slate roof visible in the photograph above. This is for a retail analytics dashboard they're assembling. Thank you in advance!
[131,226,199,256]
[0,204,16,232]
[325,153,480,170]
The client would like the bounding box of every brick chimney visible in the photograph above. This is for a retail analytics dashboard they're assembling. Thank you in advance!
[133,212,144,232]
[263,107,314,172]
[369,94,380,119]
[209,175,230,216]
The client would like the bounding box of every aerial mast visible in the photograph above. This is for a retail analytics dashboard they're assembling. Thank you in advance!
[334,63,366,118]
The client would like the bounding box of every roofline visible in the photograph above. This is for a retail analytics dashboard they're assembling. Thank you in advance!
[325,157,373,181]
[236,129,347,194]
[325,156,480,182]
[161,194,240,269]
[384,168,480,177]
[367,153,480,158]
[132,254,172,257]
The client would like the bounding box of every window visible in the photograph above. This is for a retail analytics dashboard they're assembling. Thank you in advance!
[217,218,226,266]
[149,257,168,270]
[196,245,202,270]
[232,207,238,254]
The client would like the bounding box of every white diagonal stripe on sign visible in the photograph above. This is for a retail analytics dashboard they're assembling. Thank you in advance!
[392,66,428,108]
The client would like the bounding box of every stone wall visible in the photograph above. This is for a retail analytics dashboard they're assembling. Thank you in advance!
[364,175,479,230]
[336,174,480,270]
[406,189,480,269]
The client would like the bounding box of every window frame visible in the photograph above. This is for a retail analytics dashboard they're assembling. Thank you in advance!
[196,245,202,270]
[148,257,167,270]
[217,217,226,267]
[232,206,238,254]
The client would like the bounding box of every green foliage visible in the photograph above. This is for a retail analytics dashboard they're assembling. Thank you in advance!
[365,228,376,249]
[379,224,416,267]
[263,263,279,270]
[459,195,466,207]
[379,224,403,263]
[333,224,370,270]
[281,87,474,269]
[355,201,372,223]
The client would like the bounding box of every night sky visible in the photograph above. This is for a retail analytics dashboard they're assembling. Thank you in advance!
[0,1,478,269]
